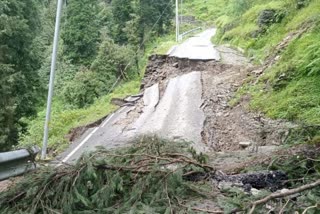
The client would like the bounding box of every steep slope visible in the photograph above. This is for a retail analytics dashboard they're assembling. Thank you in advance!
[186,0,320,137]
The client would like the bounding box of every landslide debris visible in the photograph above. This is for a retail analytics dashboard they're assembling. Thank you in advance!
[0,137,221,214]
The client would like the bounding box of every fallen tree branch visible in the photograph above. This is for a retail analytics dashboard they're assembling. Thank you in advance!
[249,179,320,214]
[98,153,215,171]
[302,204,319,214]
[95,164,167,174]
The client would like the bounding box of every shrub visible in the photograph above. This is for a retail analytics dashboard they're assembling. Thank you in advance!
[61,68,105,108]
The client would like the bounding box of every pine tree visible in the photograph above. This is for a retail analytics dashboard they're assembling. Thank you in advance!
[0,0,41,151]
[62,0,101,66]
[111,0,134,44]
[135,0,174,48]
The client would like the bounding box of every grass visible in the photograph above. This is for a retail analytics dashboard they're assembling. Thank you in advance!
[193,0,320,127]
[19,27,192,155]
[20,79,141,154]
[250,29,320,125]
[183,0,227,23]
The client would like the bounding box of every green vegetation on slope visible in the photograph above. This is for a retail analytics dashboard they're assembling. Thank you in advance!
[0,0,42,151]
[186,0,320,129]
[0,0,175,152]
[20,79,140,153]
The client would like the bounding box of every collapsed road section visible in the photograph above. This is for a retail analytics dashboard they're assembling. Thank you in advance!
[58,28,221,163]
[58,29,290,165]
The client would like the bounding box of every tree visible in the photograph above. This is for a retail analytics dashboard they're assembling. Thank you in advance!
[0,0,41,151]
[62,0,100,66]
[91,38,135,86]
[111,0,134,44]
[134,0,174,48]
[61,68,104,108]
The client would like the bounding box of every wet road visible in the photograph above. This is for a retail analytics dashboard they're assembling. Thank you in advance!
[168,28,220,61]
[58,29,219,163]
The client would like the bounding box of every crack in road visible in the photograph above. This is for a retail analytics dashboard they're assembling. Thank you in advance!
[58,28,221,163]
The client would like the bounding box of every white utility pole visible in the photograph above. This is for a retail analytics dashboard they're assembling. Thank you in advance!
[180,0,183,24]
[176,0,179,42]
[41,0,64,159]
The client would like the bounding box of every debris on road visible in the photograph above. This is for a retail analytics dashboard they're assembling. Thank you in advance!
[0,137,221,213]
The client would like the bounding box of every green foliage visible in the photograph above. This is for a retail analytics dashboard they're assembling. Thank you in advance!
[201,0,320,126]
[0,0,41,151]
[0,65,17,151]
[111,0,134,44]
[228,0,252,16]
[264,148,320,213]
[62,0,100,65]
[0,0,175,152]
[91,38,137,81]
[249,28,320,125]
[61,68,105,108]
[1,137,215,213]
[20,79,140,153]
[298,32,320,76]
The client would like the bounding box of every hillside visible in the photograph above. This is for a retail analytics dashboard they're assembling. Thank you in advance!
[1,0,320,213]
[1,0,176,154]
[186,0,320,128]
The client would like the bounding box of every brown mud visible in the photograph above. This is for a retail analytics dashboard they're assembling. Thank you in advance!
[140,46,294,173]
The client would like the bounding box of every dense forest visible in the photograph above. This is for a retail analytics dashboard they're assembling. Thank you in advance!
[0,0,174,152]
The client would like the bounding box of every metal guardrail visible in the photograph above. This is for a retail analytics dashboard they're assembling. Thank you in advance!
[0,147,40,181]
[179,27,202,41]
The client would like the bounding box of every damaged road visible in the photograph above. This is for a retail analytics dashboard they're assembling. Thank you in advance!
[58,29,220,163]
[58,28,292,182]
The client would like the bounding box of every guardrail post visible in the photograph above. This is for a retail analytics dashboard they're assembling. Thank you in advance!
[0,147,40,181]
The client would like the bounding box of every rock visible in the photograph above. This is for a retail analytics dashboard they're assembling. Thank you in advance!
[218,181,236,190]
[172,62,179,68]
[0,180,12,193]
[237,47,245,53]
[149,55,157,61]
[239,141,252,148]
[124,96,142,103]
[252,69,263,75]
[251,188,261,196]
[214,170,287,191]
[111,98,135,107]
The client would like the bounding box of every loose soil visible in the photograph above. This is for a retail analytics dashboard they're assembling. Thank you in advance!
[140,46,295,173]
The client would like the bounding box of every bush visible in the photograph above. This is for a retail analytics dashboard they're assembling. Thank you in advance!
[91,39,137,80]
[61,68,105,108]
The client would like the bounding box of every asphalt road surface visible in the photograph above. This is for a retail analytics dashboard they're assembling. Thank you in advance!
[58,29,219,163]
[168,28,220,61]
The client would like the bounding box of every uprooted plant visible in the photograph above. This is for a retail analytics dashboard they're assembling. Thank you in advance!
[0,137,221,214]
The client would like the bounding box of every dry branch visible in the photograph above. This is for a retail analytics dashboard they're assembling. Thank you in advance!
[249,179,320,214]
